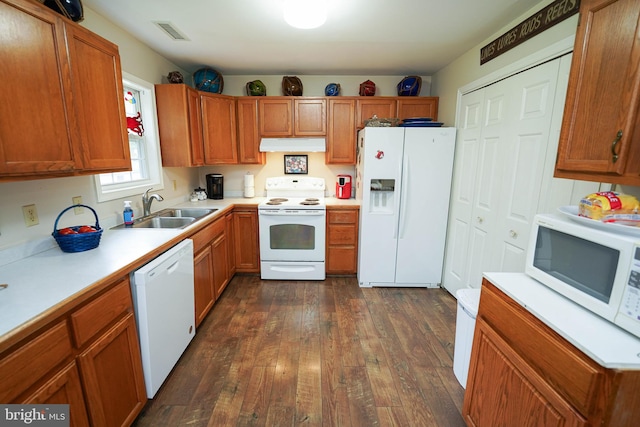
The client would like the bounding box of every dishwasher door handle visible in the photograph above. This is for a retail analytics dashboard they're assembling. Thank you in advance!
[167,260,180,274]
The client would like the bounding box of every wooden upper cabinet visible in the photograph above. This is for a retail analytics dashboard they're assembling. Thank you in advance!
[259,97,326,136]
[356,98,397,128]
[326,99,356,164]
[201,93,238,164]
[236,98,265,164]
[0,0,130,179]
[259,98,293,136]
[295,98,327,135]
[155,84,204,167]
[397,97,439,120]
[555,0,640,186]
[65,23,130,173]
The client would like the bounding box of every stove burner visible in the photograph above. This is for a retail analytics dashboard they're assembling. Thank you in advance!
[269,198,288,202]
[300,201,319,205]
[304,198,319,202]
[266,201,282,205]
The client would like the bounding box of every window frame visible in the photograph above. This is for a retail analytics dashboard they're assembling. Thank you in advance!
[93,72,164,202]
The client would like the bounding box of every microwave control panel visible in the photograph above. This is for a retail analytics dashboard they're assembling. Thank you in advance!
[620,246,640,321]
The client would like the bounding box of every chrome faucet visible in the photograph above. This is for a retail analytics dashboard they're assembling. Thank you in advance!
[142,188,164,216]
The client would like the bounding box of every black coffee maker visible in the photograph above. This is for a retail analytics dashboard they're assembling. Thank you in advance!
[206,173,223,199]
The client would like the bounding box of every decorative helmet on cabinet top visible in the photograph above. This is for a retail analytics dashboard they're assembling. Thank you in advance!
[359,80,376,96]
[397,76,422,96]
[246,80,267,96]
[282,76,303,96]
[193,68,224,93]
[324,83,341,96]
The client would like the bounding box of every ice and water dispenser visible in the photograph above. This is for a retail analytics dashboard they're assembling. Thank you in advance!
[369,179,395,213]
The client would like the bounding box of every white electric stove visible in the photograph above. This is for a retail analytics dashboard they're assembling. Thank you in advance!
[258,177,326,280]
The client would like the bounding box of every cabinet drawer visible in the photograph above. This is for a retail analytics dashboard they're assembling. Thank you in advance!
[190,217,225,253]
[328,224,357,245]
[328,209,357,224]
[0,320,73,402]
[480,280,603,415]
[71,278,132,348]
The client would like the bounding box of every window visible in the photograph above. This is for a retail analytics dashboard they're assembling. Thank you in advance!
[94,72,163,202]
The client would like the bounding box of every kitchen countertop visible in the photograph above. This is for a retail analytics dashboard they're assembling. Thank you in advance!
[484,272,640,369]
[0,196,361,344]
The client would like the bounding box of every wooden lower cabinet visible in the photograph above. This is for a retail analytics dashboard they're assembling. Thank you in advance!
[233,207,260,273]
[326,206,359,274]
[191,215,232,326]
[464,279,640,427]
[77,313,146,427]
[24,362,90,427]
[194,245,215,327]
[0,276,146,427]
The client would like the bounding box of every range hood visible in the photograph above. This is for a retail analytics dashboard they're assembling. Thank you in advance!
[259,137,326,152]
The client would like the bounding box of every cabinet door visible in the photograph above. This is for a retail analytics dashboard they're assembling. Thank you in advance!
[24,362,90,427]
[65,23,131,172]
[555,0,640,184]
[327,99,356,164]
[464,318,587,427]
[260,99,293,136]
[226,212,237,278]
[78,313,146,427]
[212,231,229,300]
[233,208,260,272]
[194,246,215,327]
[397,97,438,120]
[0,0,79,176]
[202,94,238,164]
[294,98,326,135]
[356,99,397,128]
[237,98,265,164]
[155,84,204,167]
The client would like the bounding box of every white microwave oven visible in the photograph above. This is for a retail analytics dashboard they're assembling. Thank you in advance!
[525,212,640,339]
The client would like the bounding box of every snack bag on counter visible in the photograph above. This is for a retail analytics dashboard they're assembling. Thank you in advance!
[578,191,640,225]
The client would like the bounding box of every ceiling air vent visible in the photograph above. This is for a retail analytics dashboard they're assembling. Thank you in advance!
[153,21,190,41]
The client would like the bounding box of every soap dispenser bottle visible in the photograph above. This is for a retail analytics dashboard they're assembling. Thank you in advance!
[123,200,134,225]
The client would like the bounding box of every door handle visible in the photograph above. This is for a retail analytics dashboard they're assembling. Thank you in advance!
[611,130,623,163]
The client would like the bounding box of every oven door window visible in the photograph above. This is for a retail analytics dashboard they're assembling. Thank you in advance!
[270,224,316,250]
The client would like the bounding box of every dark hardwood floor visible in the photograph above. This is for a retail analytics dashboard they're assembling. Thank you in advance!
[133,275,466,426]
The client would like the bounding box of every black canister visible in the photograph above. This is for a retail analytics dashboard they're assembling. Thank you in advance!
[206,173,224,199]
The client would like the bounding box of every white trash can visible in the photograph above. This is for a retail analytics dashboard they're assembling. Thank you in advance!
[453,288,481,388]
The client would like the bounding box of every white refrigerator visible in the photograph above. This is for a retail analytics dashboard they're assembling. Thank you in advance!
[356,127,456,287]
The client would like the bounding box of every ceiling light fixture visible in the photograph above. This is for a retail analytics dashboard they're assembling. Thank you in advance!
[283,0,327,29]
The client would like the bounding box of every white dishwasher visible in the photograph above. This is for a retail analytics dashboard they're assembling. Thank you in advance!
[130,239,195,398]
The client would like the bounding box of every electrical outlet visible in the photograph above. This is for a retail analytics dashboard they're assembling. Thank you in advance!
[22,204,39,227]
[72,196,83,214]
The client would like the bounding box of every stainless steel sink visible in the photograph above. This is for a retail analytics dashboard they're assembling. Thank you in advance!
[154,208,215,219]
[111,207,217,229]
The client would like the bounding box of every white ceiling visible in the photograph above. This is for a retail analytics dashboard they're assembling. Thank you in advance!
[83,0,542,76]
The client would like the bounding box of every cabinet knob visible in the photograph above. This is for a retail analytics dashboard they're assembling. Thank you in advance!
[477,217,484,224]
[509,230,517,238]
[611,130,623,163]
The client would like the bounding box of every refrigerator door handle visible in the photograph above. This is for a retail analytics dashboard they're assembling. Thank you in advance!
[398,152,410,239]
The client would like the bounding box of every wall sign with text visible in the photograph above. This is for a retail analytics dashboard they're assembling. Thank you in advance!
[480,0,580,65]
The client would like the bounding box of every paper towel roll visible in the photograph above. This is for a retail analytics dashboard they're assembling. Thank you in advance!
[244,186,255,198]
[244,173,254,188]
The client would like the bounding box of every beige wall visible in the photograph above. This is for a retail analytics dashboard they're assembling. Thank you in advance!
[431,0,579,126]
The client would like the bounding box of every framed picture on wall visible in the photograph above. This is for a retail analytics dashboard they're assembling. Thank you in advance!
[284,155,308,174]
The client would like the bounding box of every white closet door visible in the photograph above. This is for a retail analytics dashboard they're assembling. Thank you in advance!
[442,54,600,296]
[494,59,562,273]
[442,89,484,292]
